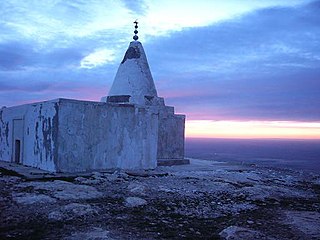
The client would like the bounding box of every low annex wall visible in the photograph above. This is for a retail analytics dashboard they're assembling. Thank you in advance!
[157,106,185,160]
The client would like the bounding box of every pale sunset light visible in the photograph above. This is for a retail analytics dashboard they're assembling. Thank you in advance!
[186,120,320,139]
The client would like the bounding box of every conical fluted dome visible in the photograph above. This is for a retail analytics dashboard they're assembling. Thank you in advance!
[108,41,158,105]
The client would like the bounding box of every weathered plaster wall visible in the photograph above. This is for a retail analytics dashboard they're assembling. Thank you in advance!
[0,100,58,171]
[0,106,21,162]
[1,97,184,172]
[57,99,158,172]
[157,106,185,160]
[24,101,58,171]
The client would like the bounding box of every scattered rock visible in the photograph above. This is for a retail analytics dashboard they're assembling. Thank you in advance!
[75,176,103,185]
[125,170,151,178]
[219,226,273,240]
[2,159,320,239]
[12,193,56,205]
[0,176,21,184]
[126,170,168,178]
[284,211,320,238]
[127,182,147,195]
[48,203,98,221]
[74,177,88,183]
[18,180,103,200]
[91,172,107,182]
[124,197,147,207]
[53,186,103,200]
[117,172,129,180]
[158,185,175,193]
[92,171,103,178]
[247,220,254,224]
[63,227,112,240]
[313,177,320,185]
[239,184,314,202]
[105,171,129,182]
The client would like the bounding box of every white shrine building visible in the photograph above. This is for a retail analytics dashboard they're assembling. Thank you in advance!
[0,23,186,173]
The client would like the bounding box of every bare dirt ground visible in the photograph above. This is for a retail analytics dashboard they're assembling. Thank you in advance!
[1,159,319,239]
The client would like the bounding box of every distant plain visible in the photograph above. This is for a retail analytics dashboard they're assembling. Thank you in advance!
[185,138,320,173]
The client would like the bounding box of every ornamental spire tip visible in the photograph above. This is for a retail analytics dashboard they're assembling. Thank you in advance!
[133,20,139,41]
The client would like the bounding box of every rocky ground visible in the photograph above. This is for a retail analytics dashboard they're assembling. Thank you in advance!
[0,159,319,240]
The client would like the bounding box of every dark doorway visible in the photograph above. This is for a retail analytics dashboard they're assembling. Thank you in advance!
[13,119,23,164]
[15,140,21,163]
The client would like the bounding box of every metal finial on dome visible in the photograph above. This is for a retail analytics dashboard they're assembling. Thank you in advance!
[133,20,139,41]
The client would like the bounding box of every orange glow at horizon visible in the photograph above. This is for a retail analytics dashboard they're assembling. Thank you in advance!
[186,120,320,139]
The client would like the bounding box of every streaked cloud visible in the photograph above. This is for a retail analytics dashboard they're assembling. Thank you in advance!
[0,0,314,45]
[121,0,148,15]
[139,0,313,37]
[80,49,115,69]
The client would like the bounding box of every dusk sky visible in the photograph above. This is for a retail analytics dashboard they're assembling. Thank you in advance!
[1,0,320,139]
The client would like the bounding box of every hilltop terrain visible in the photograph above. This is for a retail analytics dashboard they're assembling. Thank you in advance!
[1,159,319,239]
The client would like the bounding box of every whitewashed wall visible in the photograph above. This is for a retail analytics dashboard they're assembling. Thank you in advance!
[1,98,184,172]
[0,100,58,171]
